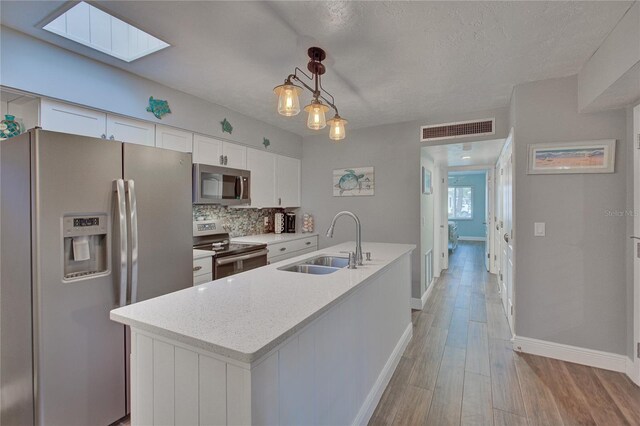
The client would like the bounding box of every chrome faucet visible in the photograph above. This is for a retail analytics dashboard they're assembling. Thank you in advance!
[326,211,363,265]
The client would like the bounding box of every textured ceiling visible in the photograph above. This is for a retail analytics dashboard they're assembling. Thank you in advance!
[0,1,633,136]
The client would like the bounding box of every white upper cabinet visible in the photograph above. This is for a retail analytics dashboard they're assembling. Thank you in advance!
[106,114,155,146]
[222,143,247,169]
[193,134,223,165]
[192,135,246,169]
[276,156,301,208]
[41,99,155,147]
[155,125,193,153]
[246,148,276,208]
[41,98,107,139]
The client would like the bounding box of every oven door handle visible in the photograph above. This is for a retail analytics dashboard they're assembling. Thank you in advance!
[215,249,269,266]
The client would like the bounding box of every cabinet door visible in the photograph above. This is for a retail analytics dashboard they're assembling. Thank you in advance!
[106,115,155,146]
[192,135,223,166]
[222,142,247,169]
[40,98,106,138]
[276,156,301,207]
[246,148,276,208]
[155,125,193,153]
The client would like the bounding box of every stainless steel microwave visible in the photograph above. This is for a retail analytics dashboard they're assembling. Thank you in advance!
[193,164,251,206]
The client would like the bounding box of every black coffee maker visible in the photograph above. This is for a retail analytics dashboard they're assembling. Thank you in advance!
[285,212,296,233]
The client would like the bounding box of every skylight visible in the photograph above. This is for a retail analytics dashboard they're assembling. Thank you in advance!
[43,2,170,62]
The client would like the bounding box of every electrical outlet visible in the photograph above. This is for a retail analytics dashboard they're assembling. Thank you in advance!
[534,222,545,237]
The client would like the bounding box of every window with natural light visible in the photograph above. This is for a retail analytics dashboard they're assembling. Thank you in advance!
[43,2,170,62]
[448,186,473,220]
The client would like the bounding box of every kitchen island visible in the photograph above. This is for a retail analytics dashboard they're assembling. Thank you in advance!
[111,242,414,426]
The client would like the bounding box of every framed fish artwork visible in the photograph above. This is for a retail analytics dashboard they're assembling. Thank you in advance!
[333,167,374,196]
[527,139,616,174]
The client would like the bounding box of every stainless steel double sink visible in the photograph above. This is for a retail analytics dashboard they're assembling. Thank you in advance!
[278,255,350,275]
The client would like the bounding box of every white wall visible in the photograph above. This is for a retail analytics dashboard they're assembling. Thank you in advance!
[301,107,509,299]
[0,26,303,158]
[512,75,629,355]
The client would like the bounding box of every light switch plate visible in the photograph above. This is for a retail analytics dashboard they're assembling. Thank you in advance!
[534,222,545,237]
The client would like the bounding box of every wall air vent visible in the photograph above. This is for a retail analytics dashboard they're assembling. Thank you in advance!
[421,118,495,142]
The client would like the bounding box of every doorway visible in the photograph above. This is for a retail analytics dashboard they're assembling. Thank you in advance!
[632,104,640,385]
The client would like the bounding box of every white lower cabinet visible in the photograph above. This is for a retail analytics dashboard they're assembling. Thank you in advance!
[155,125,193,152]
[129,254,412,425]
[193,257,213,286]
[267,236,318,263]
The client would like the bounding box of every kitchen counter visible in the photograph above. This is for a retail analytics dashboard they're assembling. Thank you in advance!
[111,241,413,363]
[192,249,214,260]
[231,232,318,245]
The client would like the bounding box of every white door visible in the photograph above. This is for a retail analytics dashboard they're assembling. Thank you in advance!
[276,156,301,207]
[106,115,155,146]
[40,98,106,138]
[193,134,223,166]
[222,142,247,169]
[632,104,640,386]
[485,171,492,271]
[442,170,449,270]
[155,125,193,153]
[502,152,514,334]
[246,148,276,208]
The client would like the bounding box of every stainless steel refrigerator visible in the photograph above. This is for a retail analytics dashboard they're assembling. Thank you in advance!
[1,129,193,426]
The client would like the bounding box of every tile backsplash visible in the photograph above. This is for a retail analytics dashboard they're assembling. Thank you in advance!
[193,205,284,237]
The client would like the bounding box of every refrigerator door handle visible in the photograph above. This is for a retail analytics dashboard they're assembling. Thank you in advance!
[114,179,128,307]
[126,180,139,304]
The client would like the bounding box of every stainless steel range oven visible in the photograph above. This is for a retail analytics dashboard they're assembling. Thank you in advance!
[193,220,267,279]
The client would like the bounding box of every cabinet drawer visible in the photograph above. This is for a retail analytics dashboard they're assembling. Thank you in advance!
[193,273,212,286]
[267,236,318,259]
[193,257,213,276]
[269,246,318,264]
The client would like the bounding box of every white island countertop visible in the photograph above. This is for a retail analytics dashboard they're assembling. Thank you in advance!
[231,232,318,245]
[111,242,414,363]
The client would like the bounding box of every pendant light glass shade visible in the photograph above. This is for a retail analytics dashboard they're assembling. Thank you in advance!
[273,83,302,116]
[304,100,329,130]
[327,114,348,141]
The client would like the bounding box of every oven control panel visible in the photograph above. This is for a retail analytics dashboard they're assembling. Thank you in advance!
[193,220,224,236]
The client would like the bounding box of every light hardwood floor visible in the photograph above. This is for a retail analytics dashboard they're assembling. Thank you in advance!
[369,241,640,426]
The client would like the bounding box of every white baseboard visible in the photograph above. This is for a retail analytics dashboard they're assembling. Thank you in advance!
[626,358,640,386]
[458,236,486,242]
[410,278,435,310]
[512,336,630,374]
[354,323,412,426]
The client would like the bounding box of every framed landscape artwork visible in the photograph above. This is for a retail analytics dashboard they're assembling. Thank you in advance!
[527,139,616,174]
[333,167,375,196]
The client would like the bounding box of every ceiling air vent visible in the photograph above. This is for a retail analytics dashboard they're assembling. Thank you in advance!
[421,118,495,142]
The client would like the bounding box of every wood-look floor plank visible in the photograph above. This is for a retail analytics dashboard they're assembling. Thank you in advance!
[408,327,448,390]
[391,385,433,426]
[445,308,470,349]
[534,357,597,425]
[594,368,640,425]
[425,357,465,426]
[493,409,528,426]
[466,321,490,377]
[486,299,511,340]
[488,338,527,417]
[369,356,414,425]
[513,352,565,426]
[563,362,629,426]
[461,372,494,426]
[469,292,487,322]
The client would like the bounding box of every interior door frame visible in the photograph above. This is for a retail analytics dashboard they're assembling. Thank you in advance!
[632,104,640,385]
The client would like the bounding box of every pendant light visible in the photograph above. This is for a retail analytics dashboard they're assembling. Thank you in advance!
[274,47,347,141]
[304,99,329,130]
[327,114,347,141]
[273,82,302,116]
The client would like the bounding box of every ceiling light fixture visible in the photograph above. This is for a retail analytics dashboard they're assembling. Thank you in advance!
[461,156,471,159]
[274,47,347,141]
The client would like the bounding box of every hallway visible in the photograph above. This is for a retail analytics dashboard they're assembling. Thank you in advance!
[369,242,640,425]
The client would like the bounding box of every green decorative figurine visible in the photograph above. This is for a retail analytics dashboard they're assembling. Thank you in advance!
[146,97,171,119]
[263,137,270,148]
[221,118,233,134]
